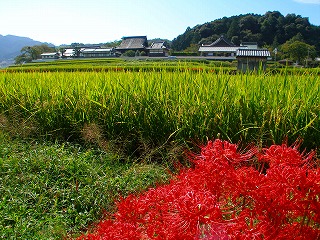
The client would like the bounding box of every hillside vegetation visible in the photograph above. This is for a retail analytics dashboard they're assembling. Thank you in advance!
[172,11,320,53]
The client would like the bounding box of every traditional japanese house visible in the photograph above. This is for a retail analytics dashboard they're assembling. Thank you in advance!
[63,48,75,58]
[236,49,271,72]
[199,35,246,58]
[115,36,148,54]
[147,41,169,57]
[80,48,115,58]
[41,52,60,60]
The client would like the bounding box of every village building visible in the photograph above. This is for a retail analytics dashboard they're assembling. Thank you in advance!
[80,48,115,58]
[40,46,115,60]
[63,48,75,58]
[41,52,60,60]
[198,35,247,58]
[147,41,169,57]
[115,36,148,54]
[236,49,271,72]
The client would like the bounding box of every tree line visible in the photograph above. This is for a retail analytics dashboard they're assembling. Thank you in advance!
[14,44,56,64]
[171,11,320,62]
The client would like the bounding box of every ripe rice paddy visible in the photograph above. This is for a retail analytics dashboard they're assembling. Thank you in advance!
[1,64,319,151]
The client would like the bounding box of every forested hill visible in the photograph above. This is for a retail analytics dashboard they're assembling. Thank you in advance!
[171,11,320,52]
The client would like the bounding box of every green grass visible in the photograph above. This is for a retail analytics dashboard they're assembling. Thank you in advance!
[0,131,171,239]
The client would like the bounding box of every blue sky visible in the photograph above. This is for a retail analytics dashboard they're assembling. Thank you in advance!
[0,0,319,45]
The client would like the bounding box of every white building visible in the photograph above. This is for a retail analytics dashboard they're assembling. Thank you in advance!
[41,52,60,60]
[199,35,247,58]
[80,48,115,58]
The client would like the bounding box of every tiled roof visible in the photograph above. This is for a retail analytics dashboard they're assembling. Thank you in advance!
[148,41,167,49]
[236,49,271,57]
[116,36,147,50]
[199,46,247,52]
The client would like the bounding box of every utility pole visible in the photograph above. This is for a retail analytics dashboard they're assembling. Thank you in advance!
[273,48,278,62]
[306,48,310,68]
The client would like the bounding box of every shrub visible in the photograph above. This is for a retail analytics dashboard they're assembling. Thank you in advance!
[122,50,136,57]
[78,139,320,239]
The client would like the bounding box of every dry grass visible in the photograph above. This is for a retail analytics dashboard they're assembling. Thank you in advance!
[0,113,38,138]
[81,122,108,150]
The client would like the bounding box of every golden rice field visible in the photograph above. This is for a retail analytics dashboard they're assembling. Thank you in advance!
[0,65,319,152]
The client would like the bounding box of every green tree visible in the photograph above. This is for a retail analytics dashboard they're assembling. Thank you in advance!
[184,44,199,53]
[259,11,281,45]
[14,54,30,65]
[73,46,82,58]
[14,44,55,64]
[172,27,195,51]
[58,47,66,58]
[281,40,316,64]
[103,40,121,48]
[170,11,320,53]
[123,50,135,57]
[227,18,240,40]
[239,15,260,34]
[70,43,84,58]
[231,36,240,46]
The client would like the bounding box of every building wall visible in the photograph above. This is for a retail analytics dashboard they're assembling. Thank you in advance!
[202,52,236,57]
[81,52,113,58]
[237,57,267,72]
[41,54,59,59]
[148,49,168,57]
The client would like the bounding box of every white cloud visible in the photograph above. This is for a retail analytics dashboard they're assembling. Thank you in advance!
[294,0,320,4]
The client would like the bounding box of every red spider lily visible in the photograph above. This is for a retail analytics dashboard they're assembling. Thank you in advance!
[78,139,320,239]
[197,139,257,166]
[258,141,315,168]
[79,220,141,240]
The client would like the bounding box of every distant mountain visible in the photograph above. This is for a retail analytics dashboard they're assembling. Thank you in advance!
[0,34,54,67]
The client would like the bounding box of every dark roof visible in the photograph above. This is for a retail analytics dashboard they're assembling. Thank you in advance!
[122,36,147,40]
[203,35,235,47]
[116,36,148,50]
[236,49,271,57]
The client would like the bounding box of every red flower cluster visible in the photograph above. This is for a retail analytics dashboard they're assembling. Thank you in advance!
[78,140,320,240]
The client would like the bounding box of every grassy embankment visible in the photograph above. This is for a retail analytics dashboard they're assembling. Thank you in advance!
[0,131,171,239]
